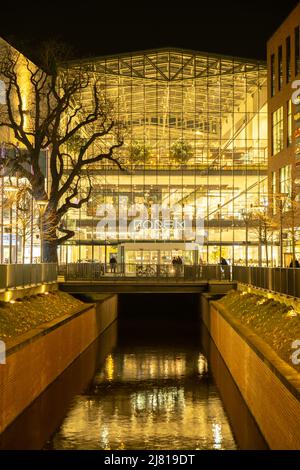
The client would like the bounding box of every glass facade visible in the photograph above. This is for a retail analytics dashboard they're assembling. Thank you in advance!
[295,26,300,76]
[0,173,41,264]
[272,106,284,155]
[271,54,275,97]
[271,171,276,215]
[287,99,293,146]
[278,45,283,91]
[0,145,48,264]
[279,164,292,210]
[286,36,291,83]
[56,50,268,266]
[59,50,267,264]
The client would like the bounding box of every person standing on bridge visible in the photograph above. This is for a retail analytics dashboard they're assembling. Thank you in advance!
[177,256,183,277]
[110,255,117,274]
[219,257,229,280]
[289,258,300,267]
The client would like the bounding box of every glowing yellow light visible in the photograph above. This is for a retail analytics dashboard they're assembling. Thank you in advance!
[212,423,223,449]
[198,354,208,375]
[105,354,114,381]
[4,291,13,302]
[5,185,18,194]
[286,309,298,318]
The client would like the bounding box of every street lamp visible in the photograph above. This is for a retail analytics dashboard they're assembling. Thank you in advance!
[36,200,48,263]
[4,185,18,264]
[241,208,248,266]
[278,193,288,268]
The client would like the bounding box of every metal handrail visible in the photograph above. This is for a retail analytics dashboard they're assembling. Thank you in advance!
[232,265,300,298]
[0,263,57,290]
[60,262,231,282]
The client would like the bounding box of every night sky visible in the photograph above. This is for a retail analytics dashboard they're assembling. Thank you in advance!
[1,0,300,61]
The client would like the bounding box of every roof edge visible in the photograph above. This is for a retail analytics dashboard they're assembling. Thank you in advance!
[63,46,266,67]
[267,2,300,45]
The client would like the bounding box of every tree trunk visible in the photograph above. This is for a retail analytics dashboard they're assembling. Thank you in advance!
[264,226,269,268]
[265,243,269,267]
[22,227,25,264]
[43,239,58,263]
[40,205,59,263]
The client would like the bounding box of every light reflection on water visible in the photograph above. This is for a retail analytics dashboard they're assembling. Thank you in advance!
[49,348,237,450]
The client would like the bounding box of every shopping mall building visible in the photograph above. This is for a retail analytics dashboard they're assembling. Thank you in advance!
[59,49,268,268]
[1,3,300,268]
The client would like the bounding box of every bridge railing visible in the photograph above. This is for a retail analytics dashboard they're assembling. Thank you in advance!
[232,266,300,298]
[0,263,57,290]
[60,262,231,282]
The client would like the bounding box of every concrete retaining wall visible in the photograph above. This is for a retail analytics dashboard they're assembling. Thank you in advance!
[202,296,300,449]
[0,294,118,434]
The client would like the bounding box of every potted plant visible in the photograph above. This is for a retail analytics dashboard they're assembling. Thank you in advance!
[170,139,193,166]
[127,141,151,167]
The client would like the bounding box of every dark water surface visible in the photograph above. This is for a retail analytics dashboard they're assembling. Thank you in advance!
[0,294,267,450]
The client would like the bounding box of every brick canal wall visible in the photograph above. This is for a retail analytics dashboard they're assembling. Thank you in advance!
[0,294,118,434]
[201,294,300,449]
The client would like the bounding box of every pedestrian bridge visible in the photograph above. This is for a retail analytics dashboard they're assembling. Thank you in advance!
[58,262,234,294]
[58,262,230,281]
[59,279,236,294]
[1,262,299,299]
[58,263,300,298]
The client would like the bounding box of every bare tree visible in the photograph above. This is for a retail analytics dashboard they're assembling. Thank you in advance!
[242,202,278,267]
[0,41,125,262]
[273,192,300,267]
[15,184,34,263]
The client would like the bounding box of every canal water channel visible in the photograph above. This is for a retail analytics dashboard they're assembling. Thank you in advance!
[0,294,267,450]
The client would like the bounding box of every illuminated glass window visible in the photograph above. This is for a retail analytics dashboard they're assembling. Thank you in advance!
[279,164,292,210]
[286,36,291,83]
[287,99,293,147]
[295,26,300,76]
[271,171,276,214]
[59,50,268,266]
[278,45,283,91]
[271,54,275,97]
[272,106,284,155]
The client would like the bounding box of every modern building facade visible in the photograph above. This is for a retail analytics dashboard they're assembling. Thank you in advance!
[58,49,268,268]
[267,2,300,266]
[2,8,300,269]
[0,38,43,264]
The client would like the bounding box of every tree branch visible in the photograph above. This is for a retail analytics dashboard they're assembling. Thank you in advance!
[56,226,75,245]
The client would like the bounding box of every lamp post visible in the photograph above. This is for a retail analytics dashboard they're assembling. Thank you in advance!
[36,200,48,263]
[241,208,248,267]
[4,185,18,264]
[278,193,288,268]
